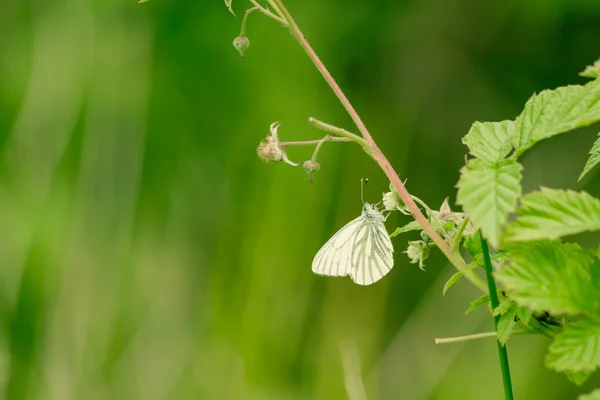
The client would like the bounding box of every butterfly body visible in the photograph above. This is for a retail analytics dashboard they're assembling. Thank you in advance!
[312,203,394,285]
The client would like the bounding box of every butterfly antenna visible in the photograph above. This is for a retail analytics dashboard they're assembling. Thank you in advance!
[361,178,369,204]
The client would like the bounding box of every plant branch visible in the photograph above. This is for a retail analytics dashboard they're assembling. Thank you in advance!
[265,0,284,17]
[480,232,514,400]
[435,329,531,345]
[280,137,351,147]
[248,0,286,25]
[311,136,330,162]
[411,195,452,244]
[240,7,259,36]
[308,117,369,150]
[271,0,488,294]
[453,217,470,251]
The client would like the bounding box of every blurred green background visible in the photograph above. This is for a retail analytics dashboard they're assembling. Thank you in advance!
[1,0,600,399]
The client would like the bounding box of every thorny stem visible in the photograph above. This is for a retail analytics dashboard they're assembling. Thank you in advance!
[270,0,488,294]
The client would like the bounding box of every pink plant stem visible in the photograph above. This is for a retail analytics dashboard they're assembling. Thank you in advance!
[271,0,488,293]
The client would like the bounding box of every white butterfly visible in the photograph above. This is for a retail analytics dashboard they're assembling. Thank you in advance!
[312,203,394,285]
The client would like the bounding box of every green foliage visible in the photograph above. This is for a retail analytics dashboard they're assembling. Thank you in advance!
[225,0,236,16]
[463,233,483,264]
[566,370,594,386]
[454,58,600,388]
[494,302,519,345]
[390,220,422,238]
[512,80,600,155]
[493,301,532,345]
[580,133,600,181]
[546,320,600,378]
[457,66,600,248]
[581,57,600,79]
[443,271,463,296]
[465,294,490,315]
[456,159,522,247]
[462,120,515,163]
[503,188,600,242]
[495,241,600,317]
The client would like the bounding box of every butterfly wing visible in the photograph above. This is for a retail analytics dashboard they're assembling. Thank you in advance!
[349,218,394,285]
[312,215,364,278]
[312,215,394,285]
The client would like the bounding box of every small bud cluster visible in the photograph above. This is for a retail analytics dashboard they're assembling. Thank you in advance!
[385,191,474,270]
[256,122,329,183]
[382,183,410,214]
[405,240,429,270]
[429,198,475,239]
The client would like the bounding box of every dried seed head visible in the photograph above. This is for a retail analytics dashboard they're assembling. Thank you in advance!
[257,135,284,162]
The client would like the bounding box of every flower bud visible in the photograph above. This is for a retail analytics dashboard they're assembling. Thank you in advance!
[303,160,320,184]
[382,182,409,214]
[405,240,429,270]
[439,198,452,219]
[233,36,250,58]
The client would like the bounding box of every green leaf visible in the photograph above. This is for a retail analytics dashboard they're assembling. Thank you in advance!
[515,307,532,327]
[463,234,503,268]
[495,302,518,345]
[546,320,600,379]
[496,241,600,317]
[390,220,422,238]
[580,133,600,181]
[493,301,533,345]
[580,389,600,400]
[512,79,600,155]
[462,120,515,163]
[443,272,463,296]
[456,159,523,247]
[565,369,593,386]
[225,0,236,16]
[492,298,513,317]
[566,369,593,386]
[466,294,490,315]
[503,188,600,242]
[581,57,600,79]
[463,233,482,260]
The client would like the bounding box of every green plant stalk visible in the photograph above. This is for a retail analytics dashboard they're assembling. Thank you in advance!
[280,137,351,147]
[435,329,531,345]
[240,7,257,36]
[308,117,370,151]
[249,0,286,25]
[453,217,470,251]
[480,231,514,400]
[269,0,489,294]
[410,195,452,243]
